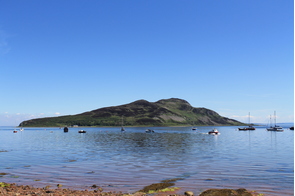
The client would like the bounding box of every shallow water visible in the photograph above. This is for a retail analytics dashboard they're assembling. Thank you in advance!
[0,125,293,195]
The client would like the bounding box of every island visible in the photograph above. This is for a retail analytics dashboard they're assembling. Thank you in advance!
[19,98,244,127]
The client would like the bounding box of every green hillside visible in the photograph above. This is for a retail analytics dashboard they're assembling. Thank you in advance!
[19,98,244,127]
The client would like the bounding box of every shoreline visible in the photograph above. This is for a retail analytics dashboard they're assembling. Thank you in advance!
[3,123,294,129]
[15,125,241,128]
[0,182,266,196]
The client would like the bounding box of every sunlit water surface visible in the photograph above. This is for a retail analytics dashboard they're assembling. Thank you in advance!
[0,125,293,196]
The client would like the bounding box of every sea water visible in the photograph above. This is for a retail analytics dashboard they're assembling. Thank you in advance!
[0,125,293,196]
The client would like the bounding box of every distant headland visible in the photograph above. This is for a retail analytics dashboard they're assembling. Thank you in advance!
[19,98,244,127]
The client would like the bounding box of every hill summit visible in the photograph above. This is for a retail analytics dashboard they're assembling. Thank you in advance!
[19,98,243,127]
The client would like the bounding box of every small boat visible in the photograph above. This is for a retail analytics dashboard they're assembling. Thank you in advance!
[191,122,197,130]
[121,116,126,132]
[63,127,69,132]
[145,129,155,133]
[78,130,86,133]
[20,128,24,131]
[208,128,219,135]
[290,126,294,130]
[13,130,17,133]
[238,112,255,131]
[267,111,284,132]
[238,126,255,131]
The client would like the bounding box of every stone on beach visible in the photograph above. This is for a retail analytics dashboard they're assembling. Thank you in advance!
[184,191,194,196]
[199,188,253,196]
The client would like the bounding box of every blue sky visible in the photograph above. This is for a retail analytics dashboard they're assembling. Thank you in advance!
[0,0,293,126]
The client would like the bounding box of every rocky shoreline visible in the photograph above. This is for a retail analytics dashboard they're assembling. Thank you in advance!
[0,182,264,196]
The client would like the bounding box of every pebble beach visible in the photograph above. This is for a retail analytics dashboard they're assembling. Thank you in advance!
[0,182,265,196]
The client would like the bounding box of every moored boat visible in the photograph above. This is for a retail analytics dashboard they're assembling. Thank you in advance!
[238,126,255,131]
[267,125,284,132]
[78,130,86,133]
[121,116,126,132]
[145,129,154,133]
[238,112,255,131]
[267,111,284,132]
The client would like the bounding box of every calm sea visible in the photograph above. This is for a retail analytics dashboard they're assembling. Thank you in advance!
[0,125,293,196]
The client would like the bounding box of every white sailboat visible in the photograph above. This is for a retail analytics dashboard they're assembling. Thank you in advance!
[267,111,284,132]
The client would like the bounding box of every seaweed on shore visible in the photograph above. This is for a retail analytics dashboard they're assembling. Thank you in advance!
[139,182,175,193]
[199,188,254,196]
[0,182,10,187]
[138,178,184,193]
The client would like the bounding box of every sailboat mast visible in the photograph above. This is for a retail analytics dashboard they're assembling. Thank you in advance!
[274,111,277,126]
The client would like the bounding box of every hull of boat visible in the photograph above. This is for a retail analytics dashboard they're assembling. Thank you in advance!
[238,127,255,131]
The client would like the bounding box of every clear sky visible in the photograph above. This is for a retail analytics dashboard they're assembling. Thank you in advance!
[0,0,293,126]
